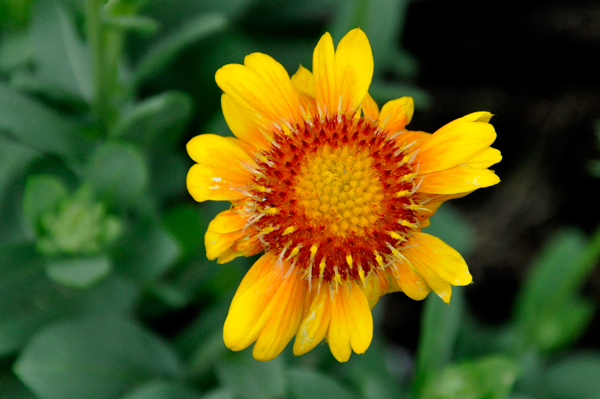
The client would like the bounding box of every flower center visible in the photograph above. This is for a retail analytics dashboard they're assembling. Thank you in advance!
[248,114,422,286]
[295,145,383,236]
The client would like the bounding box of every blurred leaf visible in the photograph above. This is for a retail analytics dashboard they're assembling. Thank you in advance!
[216,351,285,399]
[514,228,596,351]
[0,244,66,356]
[413,287,464,395]
[0,135,39,244]
[113,221,180,283]
[14,317,182,399]
[0,374,36,399]
[163,205,203,259]
[175,297,231,360]
[0,0,32,27]
[86,142,149,207]
[421,355,519,399]
[45,255,113,289]
[0,83,91,164]
[111,91,193,148]
[30,0,93,102]
[0,243,138,356]
[424,205,476,256]
[202,389,233,399]
[186,330,228,379]
[287,368,358,399]
[103,15,160,34]
[22,175,69,234]
[134,13,228,85]
[75,276,139,316]
[0,29,30,72]
[536,353,600,399]
[104,0,147,16]
[121,381,201,399]
[150,151,189,202]
[346,336,405,399]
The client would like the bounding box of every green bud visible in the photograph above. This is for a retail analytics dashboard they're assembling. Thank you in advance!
[36,185,123,256]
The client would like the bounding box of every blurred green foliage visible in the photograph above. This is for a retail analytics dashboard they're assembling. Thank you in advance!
[0,0,599,398]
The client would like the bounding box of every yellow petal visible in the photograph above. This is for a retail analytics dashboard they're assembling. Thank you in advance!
[360,269,388,309]
[418,165,500,194]
[346,283,373,355]
[361,92,379,121]
[231,252,278,308]
[380,96,414,133]
[468,147,502,169]
[388,258,431,300]
[396,130,431,147]
[327,288,352,362]
[221,94,271,151]
[186,134,255,202]
[403,232,472,303]
[291,64,315,97]
[293,286,332,356]
[223,261,281,351]
[205,209,261,263]
[312,32,336,116]
[215,56,301,132]
[313,29,374,117]
[415,118,497,174]
[253,270,307,361]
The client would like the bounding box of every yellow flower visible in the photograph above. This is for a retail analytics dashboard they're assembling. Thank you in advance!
[186,28,501,362]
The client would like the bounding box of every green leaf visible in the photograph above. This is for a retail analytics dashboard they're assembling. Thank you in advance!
[514,228,596,351]
[413,287,464,395]
[0,0,32,27]
[201,389,233,399]
[0,135,39,245]
[30,0,93,101]
[163,205,203,259]
[346,336,405,399]
[536,353,600,399]
[149,151,189,202]
[111,91,193,148]
[0,246,137,356]
[0,83,91,164]
[216,351,285,399]
[86,142,149,206]
[14,317,182,399]
[22,175,69,234]
[134,13,228,85]
[45,255,113,289]
[121,381,201,399]
[0,374,36,399]
[421,355,519,399]
[0,29,31,72]
[287,368,358,399]
[0,244,66,356]
[74,276,139,316]
[113,221,180,283]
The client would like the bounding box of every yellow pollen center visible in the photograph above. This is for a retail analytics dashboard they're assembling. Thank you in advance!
[295,145,384,236]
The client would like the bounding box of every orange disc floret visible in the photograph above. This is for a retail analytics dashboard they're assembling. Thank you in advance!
[248,113,422,287]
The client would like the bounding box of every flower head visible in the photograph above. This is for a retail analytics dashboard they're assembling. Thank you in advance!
[186,29,501,362]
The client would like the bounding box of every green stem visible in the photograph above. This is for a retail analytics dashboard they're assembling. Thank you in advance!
[86,0,111,134]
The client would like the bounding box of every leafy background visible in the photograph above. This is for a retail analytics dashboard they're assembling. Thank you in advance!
[1,0,599,398]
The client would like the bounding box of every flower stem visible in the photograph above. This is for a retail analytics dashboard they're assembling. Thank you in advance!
[86,0,112,134]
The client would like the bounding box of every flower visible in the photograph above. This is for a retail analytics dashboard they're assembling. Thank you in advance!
[186,28,501,362]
